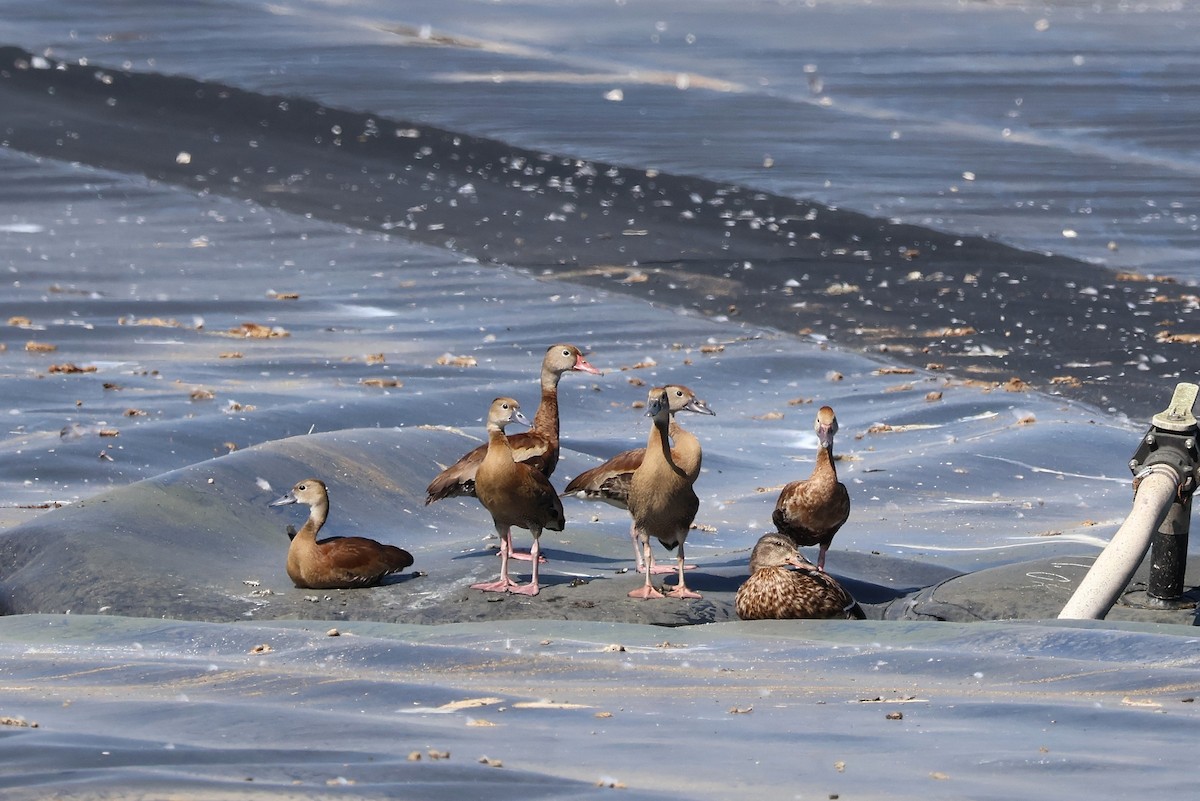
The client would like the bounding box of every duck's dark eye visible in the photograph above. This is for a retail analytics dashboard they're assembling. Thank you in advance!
[674,390,683,397]
[561,349,571,356]
[297,483,306,491]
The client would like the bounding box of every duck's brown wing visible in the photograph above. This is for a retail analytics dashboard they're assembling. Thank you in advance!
[425,442,486,503]
[426,432,556,504]
[308,537,414,588]
[772,480,850,547]
[562,447,644,505]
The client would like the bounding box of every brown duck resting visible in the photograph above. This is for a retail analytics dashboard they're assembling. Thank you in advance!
[562,384,714,573]
[470,396,566,596]
[772,405,850,571]
[269,479,414,589]
[626,388,704,600]
[735,533,865,620]
[425,344,601,506]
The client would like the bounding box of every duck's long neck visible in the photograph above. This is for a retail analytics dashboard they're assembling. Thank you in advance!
[484,424,514,466]
[531,368,561,437]
[669,417,703,481]
[296,499,327,543]
[812,443,837,485]
[647,415,685,478]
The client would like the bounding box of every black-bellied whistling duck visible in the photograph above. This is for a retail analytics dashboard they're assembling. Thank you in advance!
[562,384,714,573]
[269,479,414,589]
[425,344,601,508]
[772,405,849,571]
[626,388,704,600]
[470,397,566,596]
[735,533,865,620]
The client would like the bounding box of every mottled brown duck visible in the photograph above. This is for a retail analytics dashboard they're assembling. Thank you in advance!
[562,384,714,573]
[470,397,566,596]
[772,405,849,571]
[269,479,414,589]
[735,533,865,620]
[626,388,704,600]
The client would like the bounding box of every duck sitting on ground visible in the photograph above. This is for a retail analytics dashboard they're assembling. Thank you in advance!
[772,405,850,571]
[735,532,865,620]
[626,388,705,600]
[470,397,566,596]
[269,479,414,589]
[562,384,714,573]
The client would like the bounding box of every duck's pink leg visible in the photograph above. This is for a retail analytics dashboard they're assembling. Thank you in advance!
[665,538,702,599]
[628,535,664,599]
[508,533,542,596]
[473,527,521,592]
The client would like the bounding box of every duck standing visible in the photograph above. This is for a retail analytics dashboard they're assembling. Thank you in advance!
[626,388,704,599]
[563,384,714,573]
[470,397,566,596]
[735,533,864,620]
[425,344,601,505]
[269,479,414,589]
[772,405,849,571]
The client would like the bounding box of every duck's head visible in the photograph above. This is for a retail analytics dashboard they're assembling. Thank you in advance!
[545,343,603,377]
[749,533,811,572]
[655,384,716,417]
[269,478,328,508]
[487,396,529,431]
[815,405,839,449]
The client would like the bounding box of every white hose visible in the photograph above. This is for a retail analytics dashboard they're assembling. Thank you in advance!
[1057,466,1180,620]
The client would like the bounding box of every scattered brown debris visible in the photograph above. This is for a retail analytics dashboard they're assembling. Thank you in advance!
[603,644,626,652]
[728,706,753,715]
[900,247,921,260]
[885,711,904,720]
[219,352,244,359]
[250,643,273,654]
[48,363,97,374]
[1050,375,1082,388]
[25,341,56,353]
[596,779,628,789]
[923,326,976,338]
[827,371,844,382]
[98,429,120,437]
[1156,330,1200,344]
[0,717,37,728]
[360,378,403,388]
[1116,271,1173,283]
[1017,414,1037,425]
[925,391,943,402]
[478,756,504,768]
[436,353,477,367]
[269,291,300,300]
[925,362,945,371]
[9,316,33,327]
[124,408,147,417]
[627,376,646,387]
[752,411,785,421]
[118,316,185,328]
[226,322,289,339]
[699,344,725,354]
[874,367,915,375]
[885,383,914,393]
[226,401,256,412]
[102,382,122,390]
[222,442,238,452]
[929,772,950,780]
[407,751,422,762]
[594,711,614,719]
[190,389,216,401]
[624,360,657,370]
[365,353,386,365]
[787,397,811,406]
[427,750,451,761]
[867,423,896,434]
[1003,377,1029,392]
